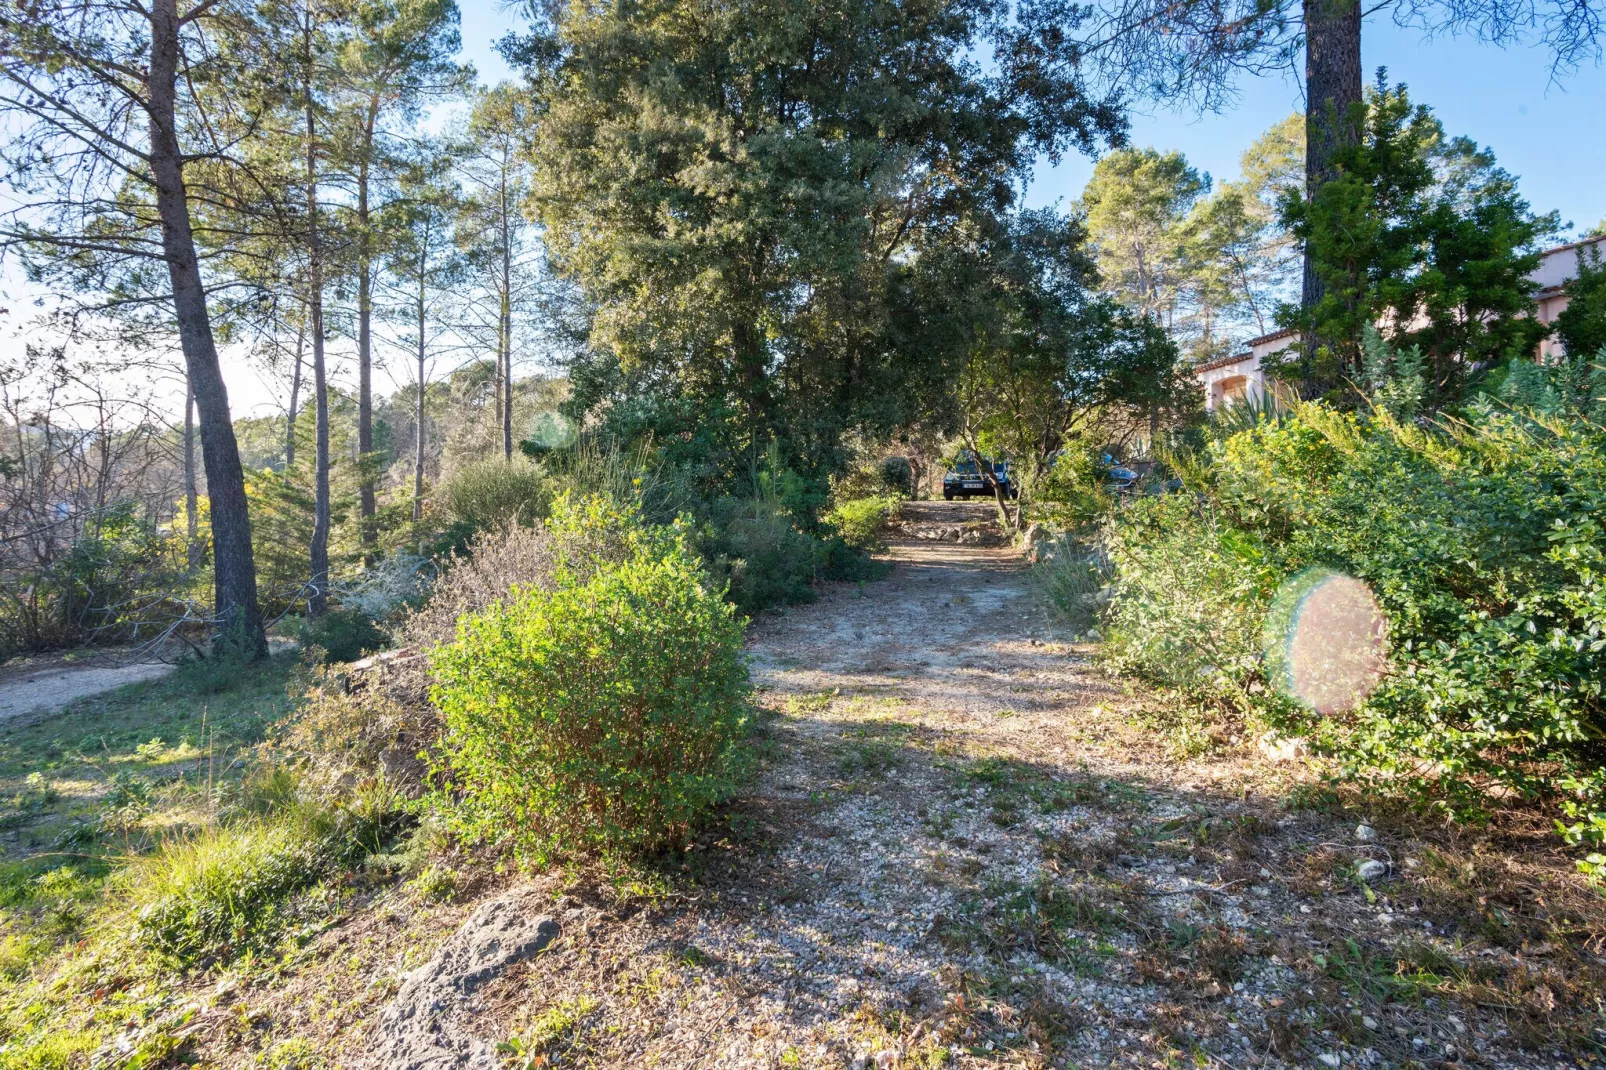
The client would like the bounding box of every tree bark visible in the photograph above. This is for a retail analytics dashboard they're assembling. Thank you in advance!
[148,0,266,657]
[356,99,379,549]
[304,12,330,618]
[184,379,199,569]
[1301,0,1363,316]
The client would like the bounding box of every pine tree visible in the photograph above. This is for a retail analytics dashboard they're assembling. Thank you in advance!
[0,0,272,655]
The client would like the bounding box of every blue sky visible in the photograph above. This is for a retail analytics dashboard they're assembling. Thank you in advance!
[457,2,1605,239]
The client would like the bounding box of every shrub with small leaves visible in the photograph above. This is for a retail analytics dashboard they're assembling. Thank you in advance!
[430,496,751,861]
[1103,402,1606,853]
[293,607,387,665]
[407,863,457,903]
[441,458,553,535]
[823,496,898,553]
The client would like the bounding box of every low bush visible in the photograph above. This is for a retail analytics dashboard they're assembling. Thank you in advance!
[699,497,821,612]
[1028,449,1115,532]
[0,500,195,660]
[877,455,915,497]
[430,496,750,861]
[1101,402,1606,847]
[400,522,559,654]
[1033,537,1110,633]
[440,458,553,536]
[291,606,386,665]
[695,483,889,612]
[171,645,285,696]
[833,453,915,500]
[824,495,899,552]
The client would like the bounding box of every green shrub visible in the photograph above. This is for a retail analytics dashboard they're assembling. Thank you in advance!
[291,607,386,664]
[697,497,819,612]
[407,863,457,903]
[877,455,914,497]
[441,459,553,534]
[0,500,193,660]
[1030,449,1114,532]
[430,497,750,861]
[721,513,818,611]
[1033,538,1110,633]
[824,495,898,552]
[1102,491,1282,703]
[170,644,270,696]
[1102,402,1606,843]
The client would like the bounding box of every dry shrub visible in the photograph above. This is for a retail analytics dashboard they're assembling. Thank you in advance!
[277,523,560,786]
[398,521,559,661]
[280,669,430,791]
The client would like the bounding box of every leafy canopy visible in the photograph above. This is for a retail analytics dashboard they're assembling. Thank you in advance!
[513,0,1126,489]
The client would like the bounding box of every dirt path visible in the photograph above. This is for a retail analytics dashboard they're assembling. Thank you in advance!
[0,654,174,724]
[305,503,1591,1070]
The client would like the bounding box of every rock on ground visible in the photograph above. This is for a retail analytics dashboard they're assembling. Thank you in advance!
[371,886,558,1070]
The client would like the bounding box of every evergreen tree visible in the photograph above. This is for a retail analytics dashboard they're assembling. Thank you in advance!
[333,0,470,545]
[381,150,465,523]
[1278,77,1557,404]
[454,83,539,462]
[0,0,275,655]
[514,0,1124,486]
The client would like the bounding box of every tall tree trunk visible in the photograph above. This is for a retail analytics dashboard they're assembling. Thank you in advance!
[500,168,514,461]
[356,102,378,550]
[304,16,330,618]
[285,315,305,468]
[184,380,199,569]
[500,291,512,460]
[414,268,427,524]
[1301,0,1363,319]
[147,0,265,657]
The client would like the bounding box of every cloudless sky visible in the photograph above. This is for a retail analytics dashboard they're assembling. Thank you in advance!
[458,1,1606,238]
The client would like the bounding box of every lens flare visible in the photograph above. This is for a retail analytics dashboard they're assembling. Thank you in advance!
[1264,569,1388,715]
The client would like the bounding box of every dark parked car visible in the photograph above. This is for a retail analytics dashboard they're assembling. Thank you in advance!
[943,456,1016,500]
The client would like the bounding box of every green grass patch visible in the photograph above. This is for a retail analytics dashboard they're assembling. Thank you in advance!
[118,812,345,967]
[0,653,301,864]
[0,650,411,1067]
[0,652,299,784]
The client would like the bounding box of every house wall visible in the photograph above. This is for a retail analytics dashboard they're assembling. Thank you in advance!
[1193,234,1603,404]
[1196,330,1299,410]
[1198,358,1260,411]
[1535,236,1603,360]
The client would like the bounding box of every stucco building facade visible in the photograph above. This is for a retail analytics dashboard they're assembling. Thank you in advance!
[1193,235,1604,411]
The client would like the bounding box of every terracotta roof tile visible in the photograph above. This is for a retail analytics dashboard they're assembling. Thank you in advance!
[1192,351,1255,374]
